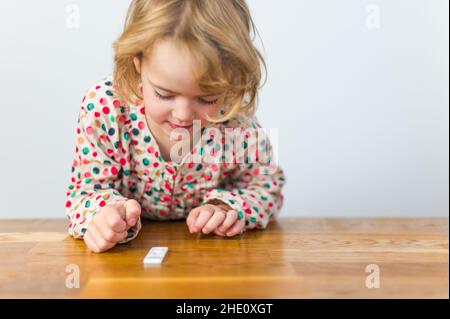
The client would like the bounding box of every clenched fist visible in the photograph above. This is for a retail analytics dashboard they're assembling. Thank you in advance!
[84,199,141,253]
[186,203,246,237]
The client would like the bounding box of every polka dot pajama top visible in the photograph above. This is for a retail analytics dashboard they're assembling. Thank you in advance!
[65,75,286,243]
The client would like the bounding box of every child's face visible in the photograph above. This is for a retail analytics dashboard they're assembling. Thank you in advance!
[133,39,225,139]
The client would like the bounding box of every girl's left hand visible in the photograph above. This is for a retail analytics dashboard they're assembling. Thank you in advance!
[186,203,245,237]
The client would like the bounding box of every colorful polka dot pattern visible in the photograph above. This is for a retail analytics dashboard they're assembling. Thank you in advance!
[65,75,286,241]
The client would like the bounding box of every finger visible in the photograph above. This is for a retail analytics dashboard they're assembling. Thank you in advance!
[124,199,141,227]
[213,227,227,237]
[226,218,246,237]
[84,231,100,253]
[186,207,201,233]
[202,209,226,234]
[97,220,129,243]
[217,210,238,234]
[193,206,215,233]
[89,222,116,252]
[104,207,127,233]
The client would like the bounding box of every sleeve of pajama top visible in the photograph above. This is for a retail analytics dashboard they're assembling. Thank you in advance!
[65,79,141,243]
[202,115,286,231]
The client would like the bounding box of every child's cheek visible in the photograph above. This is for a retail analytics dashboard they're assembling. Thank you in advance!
[142,90,166,118]
[200,103,223,122]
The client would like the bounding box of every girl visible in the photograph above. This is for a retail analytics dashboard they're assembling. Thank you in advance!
[65,0,286,253]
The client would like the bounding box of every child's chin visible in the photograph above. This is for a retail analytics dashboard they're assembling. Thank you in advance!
[163,122,193,140]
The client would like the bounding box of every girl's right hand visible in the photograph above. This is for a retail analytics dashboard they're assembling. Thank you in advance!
[83,199,141,253]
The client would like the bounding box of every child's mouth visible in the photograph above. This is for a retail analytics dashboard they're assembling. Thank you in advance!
[167,121,193,129]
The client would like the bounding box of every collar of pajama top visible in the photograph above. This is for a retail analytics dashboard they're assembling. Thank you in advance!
[83,75,260,220]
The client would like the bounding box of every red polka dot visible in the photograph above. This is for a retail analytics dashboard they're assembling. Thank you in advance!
[99,201,106,207]
[102,106,110,114]
[86,126,94,135]
[65,201,72,208]
[120,158,127,166]
[99,98,107,105]
[138,121,146,129]
[111,167,118,175]
[153,163,159,168]
[113,100,121,107]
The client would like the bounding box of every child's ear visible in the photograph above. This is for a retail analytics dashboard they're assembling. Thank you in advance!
[133,57,141,74]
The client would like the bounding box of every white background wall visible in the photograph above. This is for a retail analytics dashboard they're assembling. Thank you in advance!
[0,0,448,218]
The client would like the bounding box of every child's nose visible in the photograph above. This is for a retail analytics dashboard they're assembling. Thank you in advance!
[172,98,195,122]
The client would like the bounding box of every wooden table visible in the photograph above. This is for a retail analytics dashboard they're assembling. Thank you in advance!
[0,218,447,298]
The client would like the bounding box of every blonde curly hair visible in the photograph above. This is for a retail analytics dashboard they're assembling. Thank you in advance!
[113,0,266,123]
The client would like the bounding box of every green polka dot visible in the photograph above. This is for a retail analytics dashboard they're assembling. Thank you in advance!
[143,158,150,166]
[87,103,94,111]
[130,113,138,121]
[105,90,114,96]
[144,136,151,143]
[238,211,245,219]
[124,132,130,141]
[85,200,91,208]
[82,147,90,155]
[93,167,100,174]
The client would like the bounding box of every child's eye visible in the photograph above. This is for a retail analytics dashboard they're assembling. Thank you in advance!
[154,90,173,100]
[198,98,219,106]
